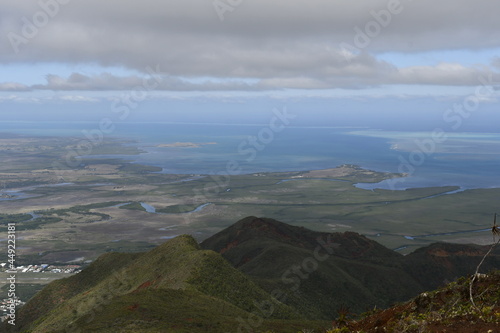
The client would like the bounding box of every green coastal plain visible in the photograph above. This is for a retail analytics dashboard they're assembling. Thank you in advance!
[0,133,498,300]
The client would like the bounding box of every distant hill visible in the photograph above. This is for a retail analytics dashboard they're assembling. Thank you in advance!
[4,216,500,332]
[201,216,500,318]
[201,216,419,318]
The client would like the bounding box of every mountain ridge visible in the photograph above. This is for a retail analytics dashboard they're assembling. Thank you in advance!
[4,216,500,332]
[7,234,301,332]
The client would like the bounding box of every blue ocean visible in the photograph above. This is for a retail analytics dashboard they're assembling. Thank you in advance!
[1,121,499,190]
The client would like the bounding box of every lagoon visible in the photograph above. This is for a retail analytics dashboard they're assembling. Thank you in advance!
[0,121,499,190]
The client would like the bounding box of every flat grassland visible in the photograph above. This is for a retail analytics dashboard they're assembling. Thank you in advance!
[0,134,498,268]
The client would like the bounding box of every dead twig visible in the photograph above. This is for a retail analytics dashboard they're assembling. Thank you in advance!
[469,213,500,312]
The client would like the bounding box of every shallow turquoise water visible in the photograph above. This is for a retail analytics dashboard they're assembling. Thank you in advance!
[1,121,499,190]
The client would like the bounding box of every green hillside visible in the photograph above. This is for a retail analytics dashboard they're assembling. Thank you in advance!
[4,216,500,332]
[7,234,328,333]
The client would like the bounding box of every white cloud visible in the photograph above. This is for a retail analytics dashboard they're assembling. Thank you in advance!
[392,63,500,86]
[0,82,30,91]
[1,60,498,93]
[1,0,500,93]
[56,95,100,102]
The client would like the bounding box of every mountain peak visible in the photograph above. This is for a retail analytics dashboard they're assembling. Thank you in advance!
[202,216,400,261]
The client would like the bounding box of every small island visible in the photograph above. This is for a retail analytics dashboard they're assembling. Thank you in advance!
[156,142,217,148]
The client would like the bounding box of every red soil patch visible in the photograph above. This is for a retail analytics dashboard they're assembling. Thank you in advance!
[126,303,139,311]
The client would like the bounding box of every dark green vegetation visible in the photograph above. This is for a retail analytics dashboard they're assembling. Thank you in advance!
[0,214,31,224]
[202,217,500,317]
[0,213,62,232]
[155,204,199,214]
[36,202,124,213]
[12,216,63,232]
[7,217,500,333]
[0,214,31,232]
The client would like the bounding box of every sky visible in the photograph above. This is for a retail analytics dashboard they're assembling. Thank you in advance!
[0,0,499,125]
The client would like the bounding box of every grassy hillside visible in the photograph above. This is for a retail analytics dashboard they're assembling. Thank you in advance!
[60,289,329,333]
[5,216,499,332]
[7,234,323,333]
